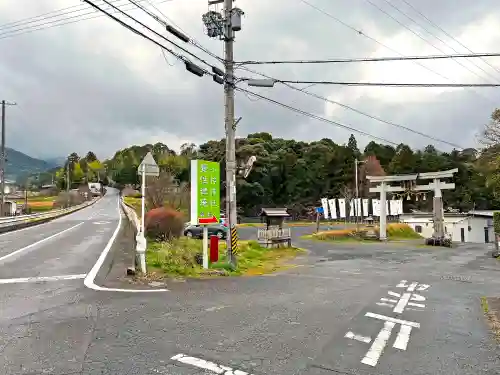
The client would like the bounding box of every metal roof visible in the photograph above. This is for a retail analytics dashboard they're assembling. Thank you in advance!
[259,208,290,217]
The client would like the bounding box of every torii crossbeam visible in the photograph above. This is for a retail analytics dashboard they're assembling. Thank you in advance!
[366,169,458,241]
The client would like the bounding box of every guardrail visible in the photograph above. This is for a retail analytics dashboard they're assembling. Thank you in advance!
[121,199,140,232]
[0,198,101,231]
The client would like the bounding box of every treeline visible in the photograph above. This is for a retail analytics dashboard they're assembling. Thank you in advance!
[54,151,108,189]
[102,126,500,217]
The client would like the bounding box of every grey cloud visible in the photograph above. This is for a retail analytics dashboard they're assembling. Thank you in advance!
[0,0,498,160]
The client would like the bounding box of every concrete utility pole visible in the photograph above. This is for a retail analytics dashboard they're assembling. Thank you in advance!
[203,0,243,266]
[224,0,237,266]
[0,100,16,217]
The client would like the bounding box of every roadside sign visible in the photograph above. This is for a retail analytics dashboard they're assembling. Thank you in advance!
[190,159,220,225]
[137,152,160,177]
[316,207,324,213]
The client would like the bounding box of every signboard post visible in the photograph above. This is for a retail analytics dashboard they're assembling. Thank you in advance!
[190,159,220,269]
[136,152,159,273]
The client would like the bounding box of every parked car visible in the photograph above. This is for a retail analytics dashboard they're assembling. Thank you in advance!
[184,223,228,239]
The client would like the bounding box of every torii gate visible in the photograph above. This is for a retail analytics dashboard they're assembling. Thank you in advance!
[366,168,458,241]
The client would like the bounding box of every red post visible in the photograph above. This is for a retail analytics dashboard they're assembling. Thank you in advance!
[210,235,219,263]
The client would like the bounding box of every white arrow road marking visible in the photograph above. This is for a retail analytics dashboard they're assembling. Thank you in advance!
[345,331,372,343]
[0,274,86,284]
[171,354,252,375]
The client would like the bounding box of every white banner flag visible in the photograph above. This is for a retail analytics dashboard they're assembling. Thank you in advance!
[349,200,355,217]
[372,199,380,216]
[328,199,337,219]
[362,199,369,217]
[355,198,362,217]
[397,199,403,215]
[321,197,330,219]
[390,200,398,216]
[338,198,346,218]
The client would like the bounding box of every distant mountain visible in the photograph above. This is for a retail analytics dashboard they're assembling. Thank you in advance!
[4,148,57,181]
[44,156,66,169]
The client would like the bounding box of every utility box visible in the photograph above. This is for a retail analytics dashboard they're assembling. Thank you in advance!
[231,8,243,31]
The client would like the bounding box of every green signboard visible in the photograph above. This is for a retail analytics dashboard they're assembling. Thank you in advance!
[190,159,220,225]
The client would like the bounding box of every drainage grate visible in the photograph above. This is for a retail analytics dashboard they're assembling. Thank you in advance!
[440,275,472,283]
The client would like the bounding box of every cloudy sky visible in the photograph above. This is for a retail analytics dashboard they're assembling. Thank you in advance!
[1,0,499,160]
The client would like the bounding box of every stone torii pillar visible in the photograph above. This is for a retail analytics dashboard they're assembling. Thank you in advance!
[367,174,417,241]
[411,169,457,239]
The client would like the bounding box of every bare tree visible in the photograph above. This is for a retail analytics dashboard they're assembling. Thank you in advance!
[145,172,176,210]
[145,172,190,211]
[341,185,354,221]
[479,108,500,146]
[165,181,190,211]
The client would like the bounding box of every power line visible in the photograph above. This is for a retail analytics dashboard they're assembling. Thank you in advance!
[235,86,400,146]
[400,0,500,75]
[364,0,500,84]
[246,78,500,88]
[237,66,464,149]
[236,52,500,65]
[143,0,224,63]
[80,0,218,81]
[95,0,221,71]
[126,0,225,63]
[0,0,173,41]
[381,0,500,81]
[298,0,497,106]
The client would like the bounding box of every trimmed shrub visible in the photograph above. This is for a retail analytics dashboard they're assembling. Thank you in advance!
[494,212,500,234]
[312,223,420,241]
[145,207,185,241]
[385,223,421,239]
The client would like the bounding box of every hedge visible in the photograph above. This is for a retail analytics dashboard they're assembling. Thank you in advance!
[493,212,500,234]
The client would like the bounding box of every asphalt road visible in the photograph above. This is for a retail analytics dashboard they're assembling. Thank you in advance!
[0,194,499,375]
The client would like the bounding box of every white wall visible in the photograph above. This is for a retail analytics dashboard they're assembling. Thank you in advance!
[401,215,494,243]
[466,217,494,243]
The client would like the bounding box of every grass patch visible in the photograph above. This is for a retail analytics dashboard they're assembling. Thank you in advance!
[481,297,500,341]
[123,196,141,215]
[303,223,421,242]
[15,196,57,212]
[481,296,489,314]
[145,237,304,278]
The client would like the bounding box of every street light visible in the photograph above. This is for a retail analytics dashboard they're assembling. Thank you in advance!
[247,79,276,88]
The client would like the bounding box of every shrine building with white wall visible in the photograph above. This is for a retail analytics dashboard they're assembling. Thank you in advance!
[400,210,496,244]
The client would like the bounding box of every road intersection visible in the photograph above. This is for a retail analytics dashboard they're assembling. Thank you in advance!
[0,190,499,374]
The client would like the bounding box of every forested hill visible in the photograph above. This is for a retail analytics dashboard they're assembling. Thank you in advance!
[103,129,500,217]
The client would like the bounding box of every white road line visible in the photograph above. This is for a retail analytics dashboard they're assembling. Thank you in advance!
[171,353,252,375]
[361,321,395,367]
[84,195,168,293]
[393,324,413,350]
[394,292,411,313]
[0,221,84,263]
[407,302,425,308]
[365,312,420,328]
[0,198,102,238]
[0,274,86,284]
[345,331,372,343]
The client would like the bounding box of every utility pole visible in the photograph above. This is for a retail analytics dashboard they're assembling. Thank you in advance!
[203,0,243,267]
[66,157,70,207]
[0,100,16,217]
[224,0,237,266]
